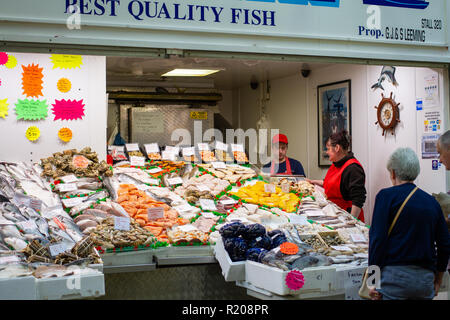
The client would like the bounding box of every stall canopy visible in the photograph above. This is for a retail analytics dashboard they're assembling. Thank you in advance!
[0,0,449,64]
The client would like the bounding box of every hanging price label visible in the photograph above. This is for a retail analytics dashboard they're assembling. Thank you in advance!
[147,207,165,220]
[199,199,217,211]
[130,156,146,167]
[114,216,130,231]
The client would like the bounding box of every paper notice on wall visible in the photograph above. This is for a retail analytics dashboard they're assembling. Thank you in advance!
[21,64,44,98]
[421,134,441,159]
[57,78,72,93]
[52,99,85,120]
[0,98,9,118]
[423,74,439,109]
[50,54,83,69]
[15,99,48,120]
[423,110,442,134]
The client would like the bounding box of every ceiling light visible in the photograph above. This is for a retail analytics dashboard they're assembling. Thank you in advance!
[161,69,221,77]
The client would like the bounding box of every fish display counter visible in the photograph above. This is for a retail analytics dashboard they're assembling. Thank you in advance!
[1,145,447,300]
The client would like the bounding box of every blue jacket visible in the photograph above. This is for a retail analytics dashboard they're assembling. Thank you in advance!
[369,183,450,272]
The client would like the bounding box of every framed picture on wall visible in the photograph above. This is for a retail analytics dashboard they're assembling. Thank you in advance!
[317,80,352,167]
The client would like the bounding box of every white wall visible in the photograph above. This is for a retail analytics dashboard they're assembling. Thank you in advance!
[0,52,107,162]
[237,63,447,224]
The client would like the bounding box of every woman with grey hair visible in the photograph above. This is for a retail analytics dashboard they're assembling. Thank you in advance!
[437,130,450,170]
[368,147,450,300]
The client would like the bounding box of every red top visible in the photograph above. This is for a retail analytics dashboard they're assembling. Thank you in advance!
[323,158,365,223]
[271,157,292,176]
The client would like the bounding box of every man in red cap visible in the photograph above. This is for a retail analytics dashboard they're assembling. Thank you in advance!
[262,134,306,176]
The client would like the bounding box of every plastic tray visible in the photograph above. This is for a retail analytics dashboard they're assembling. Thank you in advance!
[36,272,105,300]
[214,237,245,282]
[0,276,37,300]
[245,260,336,296]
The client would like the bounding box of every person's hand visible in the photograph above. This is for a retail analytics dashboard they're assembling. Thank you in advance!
[434,272,444,297]
[369,288,382,300]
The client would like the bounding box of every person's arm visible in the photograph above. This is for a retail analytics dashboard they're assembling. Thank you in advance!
[350,205,362,220]
[369,191,391,268]
[434,202,450,296]
[305,178,324,187]
[341,164,366,216]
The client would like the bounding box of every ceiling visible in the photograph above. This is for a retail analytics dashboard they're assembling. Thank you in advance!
[106,55,331,91]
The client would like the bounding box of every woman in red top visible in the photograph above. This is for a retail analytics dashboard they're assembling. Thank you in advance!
[308,131,367,222]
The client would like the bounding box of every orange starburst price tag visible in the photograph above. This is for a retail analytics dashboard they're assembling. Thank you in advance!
[58,127,72,142]
[57,78,72,93]
[280,242,299,255]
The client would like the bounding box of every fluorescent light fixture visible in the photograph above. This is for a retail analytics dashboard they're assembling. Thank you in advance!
[162,68,221,77]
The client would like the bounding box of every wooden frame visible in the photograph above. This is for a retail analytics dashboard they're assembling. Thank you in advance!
[317,80,352,167]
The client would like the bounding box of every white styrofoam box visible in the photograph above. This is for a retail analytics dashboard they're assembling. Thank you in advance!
[36,273,105,300]
[245,260,336,296]
[214,237,245,282]
[0,276,37,300]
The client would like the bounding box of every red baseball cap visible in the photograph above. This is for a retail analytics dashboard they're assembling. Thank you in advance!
[272,134,288,145]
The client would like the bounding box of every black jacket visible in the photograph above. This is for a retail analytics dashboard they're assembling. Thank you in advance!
[332,152,366,209]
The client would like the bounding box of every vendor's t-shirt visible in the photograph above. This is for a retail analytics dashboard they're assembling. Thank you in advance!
[262,158,306,176]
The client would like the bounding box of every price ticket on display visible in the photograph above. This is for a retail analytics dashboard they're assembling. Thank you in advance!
[0,256,21,265]
[49,243,68,257]
[58,183,77,192]
[147,167,162,174]
[197,185,210,192]
[147,207,164,220]
[61,196,86,208]
[182,147,195,156]
[17,220,37,231]
[199,199,217,211]
[114,216,130,231]
[167,177,183,185]
[331,245,353,252]
[165,146,179,154]
[230,144,244,152]
[178,224,198,232]
[130,156,146,167]
[220,199,236,205]
[197,143,210,151]
[350,234,367,243]
[144,143,160,153]
[125,143,140,151]
[161,151,176,161]
[201,211,218,219]
[212,161,226,169]
[61,174,78,183]
[215,141,228,151]
[264,184,276,193]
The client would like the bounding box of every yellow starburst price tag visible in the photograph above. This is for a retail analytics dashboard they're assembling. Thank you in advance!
[58,127,72,142]
[26,126,40,142]
[0,98,9,118]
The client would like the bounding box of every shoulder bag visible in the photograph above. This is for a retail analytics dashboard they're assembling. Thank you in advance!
[358,186,418,299]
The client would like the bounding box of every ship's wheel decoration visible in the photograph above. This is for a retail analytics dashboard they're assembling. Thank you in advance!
[374,92,400,136]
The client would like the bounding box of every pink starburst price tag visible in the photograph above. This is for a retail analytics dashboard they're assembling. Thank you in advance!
[285,270,305,291]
